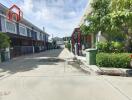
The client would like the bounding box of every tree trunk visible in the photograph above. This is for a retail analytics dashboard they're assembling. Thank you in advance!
[124,26,132,52]
[125,34,132,52]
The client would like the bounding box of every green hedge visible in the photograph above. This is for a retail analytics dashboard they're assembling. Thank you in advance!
[96,53,131,68]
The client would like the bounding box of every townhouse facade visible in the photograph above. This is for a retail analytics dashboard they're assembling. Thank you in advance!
[71,28,92,55]
[71,0,93,56]
[71,0,105,55]
[0,3,49,59]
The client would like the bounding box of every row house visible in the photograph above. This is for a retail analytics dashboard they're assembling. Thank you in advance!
[71,28,91,56]
[72,0,107,56]
[0,3,49,58]
[71,0,94,56]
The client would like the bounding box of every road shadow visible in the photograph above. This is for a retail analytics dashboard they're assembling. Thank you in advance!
[0,48,64,76]
[68,60,90,75]
[35,49,64,58]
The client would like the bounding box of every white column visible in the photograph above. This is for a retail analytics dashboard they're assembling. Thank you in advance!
[33,46,35,53]
[6,47,10,60]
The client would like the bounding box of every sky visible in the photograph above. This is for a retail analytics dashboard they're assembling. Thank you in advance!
[0,0,88,38]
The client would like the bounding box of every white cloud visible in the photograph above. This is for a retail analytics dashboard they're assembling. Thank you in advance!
[21,0,33,13]
[18,0,88,37]
[68,11,76,17]
[36,9,55,20]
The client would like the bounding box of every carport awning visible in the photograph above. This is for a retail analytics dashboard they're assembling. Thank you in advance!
[6,32,32,40]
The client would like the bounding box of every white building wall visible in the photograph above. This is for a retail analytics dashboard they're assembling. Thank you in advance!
[96,31,106,42]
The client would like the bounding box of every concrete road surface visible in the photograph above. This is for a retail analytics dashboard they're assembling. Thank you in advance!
[0,49,132,100]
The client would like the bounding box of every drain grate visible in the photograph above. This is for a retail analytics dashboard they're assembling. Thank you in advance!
[39,58,65,62]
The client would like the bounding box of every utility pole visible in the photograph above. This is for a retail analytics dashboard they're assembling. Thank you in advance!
[65,33,67,42]
[52,34,54,40]
[43,27,45,32]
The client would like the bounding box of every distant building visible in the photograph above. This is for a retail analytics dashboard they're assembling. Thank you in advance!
[63,36,71,42]
[52,37,64,45]
[0,3,50,58]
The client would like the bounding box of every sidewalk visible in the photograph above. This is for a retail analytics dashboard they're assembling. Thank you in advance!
[58,48,74,59]
[75,55,100,75]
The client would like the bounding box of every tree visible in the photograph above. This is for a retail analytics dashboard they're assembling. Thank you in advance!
[81,0,110,35]
[0,32,10,52]
[109,0,132,34]
[80,0,113,48]
[109,0,132,51]
[81,0,132,51]
[110,0,132,11]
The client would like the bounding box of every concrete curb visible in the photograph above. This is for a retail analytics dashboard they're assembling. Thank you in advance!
[75,57,101,75]
[76,56,132,77]
[98,68,132,77]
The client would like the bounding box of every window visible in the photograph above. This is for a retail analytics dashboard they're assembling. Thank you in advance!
[27,28,32,37]
[1,17,6,32]
[46,35,48,42]
[37,32,40,40]
[43,34,45,40]
[40,33,42,40]
[19,25,26,36]
[31,31,37,40]
[6,21,16,33]
[0,16,2,31]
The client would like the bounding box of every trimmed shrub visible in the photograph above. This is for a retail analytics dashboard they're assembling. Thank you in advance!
[96,53,131,68]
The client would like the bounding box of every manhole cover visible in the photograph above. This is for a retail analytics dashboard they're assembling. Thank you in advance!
[39,58,65,62]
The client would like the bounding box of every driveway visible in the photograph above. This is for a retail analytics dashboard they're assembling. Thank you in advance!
[0,49,132,100]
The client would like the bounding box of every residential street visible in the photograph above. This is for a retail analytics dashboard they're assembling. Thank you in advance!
[0,49,132,100]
